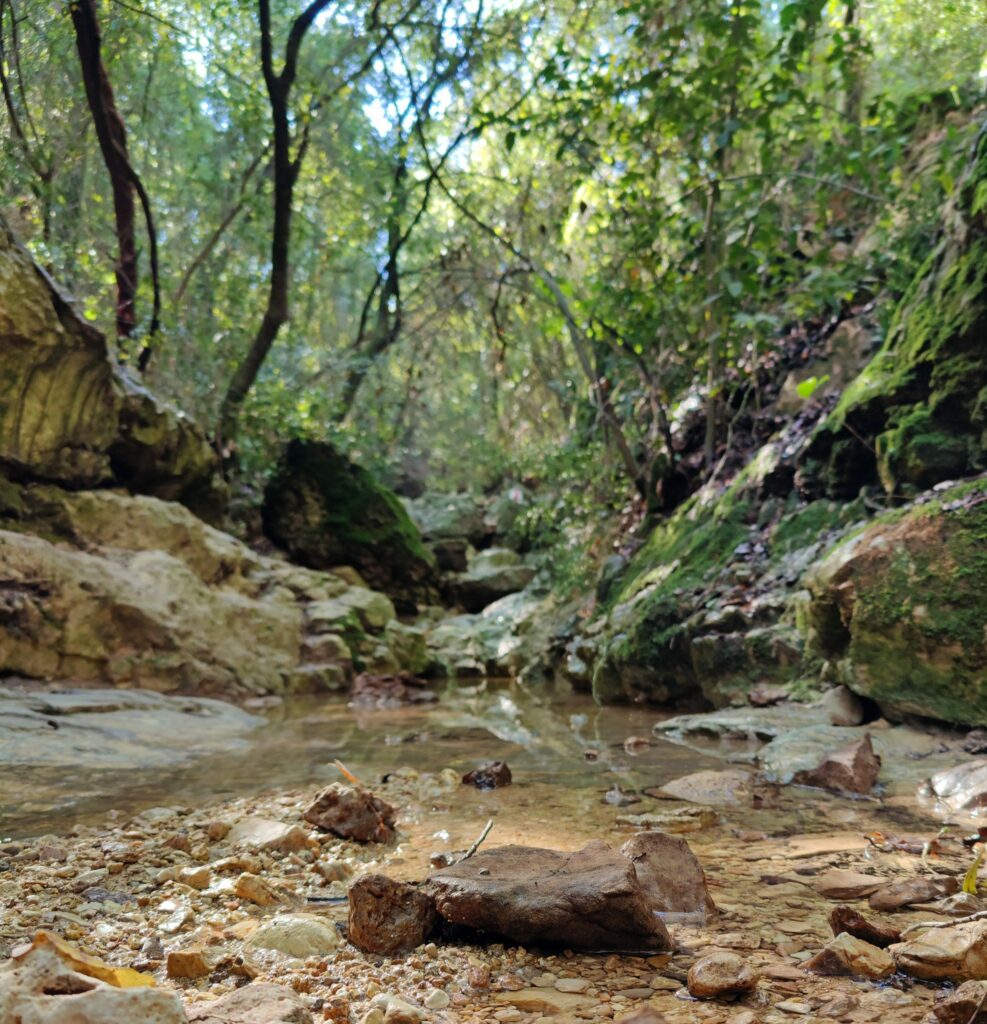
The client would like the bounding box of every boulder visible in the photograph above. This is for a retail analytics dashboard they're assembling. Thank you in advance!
[347,875,437,955]
[619,831,716,917]
[246,914,341,958]
[0,943,183,1024]
[0,215,223,519]
[186,982,313,1023]
[686,951,758,999]
[451,548,536,613]
[262,439,437,611]
[424,841,672,951]
[303,784,397,843]
[891,920,987,981]
[793,734,880,794]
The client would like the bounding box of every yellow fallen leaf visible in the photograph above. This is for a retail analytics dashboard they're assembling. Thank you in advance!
[20,931,156,988]
[962,846,984,895]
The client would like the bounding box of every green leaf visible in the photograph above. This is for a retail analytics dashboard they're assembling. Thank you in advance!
[796,374,830,400]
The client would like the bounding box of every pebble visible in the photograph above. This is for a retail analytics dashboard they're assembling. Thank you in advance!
[424,988,450,1009]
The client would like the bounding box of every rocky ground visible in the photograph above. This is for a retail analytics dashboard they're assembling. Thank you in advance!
[5,694,987,1024]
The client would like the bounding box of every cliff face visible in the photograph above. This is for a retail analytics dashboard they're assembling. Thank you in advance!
[0,216,223,521]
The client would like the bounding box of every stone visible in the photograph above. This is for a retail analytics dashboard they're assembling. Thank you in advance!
[227,818,310,854]
[423,989,449,1010]
[656,769,753,807]
[452,549,536,613]
[793,734,880,794]
[207,821,232,841]
[166,947,211,979]
[555,978,589,993]
[235,872,281,906]
[246,913,341,958]
[869,875,959,912]
[347,874,437,955]
[185,982,313,1023]
[462,761,513,789]
[828,906,900,948]
[425,841,672,951]
[686,952,759,1000]
[613,1009,668,1023]
[262,439,437,611]
[179,866,212,889]
[493,989,597,1015]
[933,980,987,1023]
[891,920,987,981]
[619,831,716,916]
[809,869,885,900]
[370,993,424,1024]
[303,784,397,843]
[928,760,987,812]
[350,672,437,709]
[804,932,894,978]
[0,944,184,1024]
[819,685,865,727]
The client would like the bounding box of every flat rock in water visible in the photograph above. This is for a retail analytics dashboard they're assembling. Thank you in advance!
[656,769,753,807]
[349,672,436,709]
[810,869,886,900]
[619,831,716,916]
[891,921,987,981]
[186,982,313,1022]
[804,932,894,978]
[348,874,437,955]
[869,875,959,912]
[829,906,901,948]
[793,734,881,794]
[303,783,396,843]
[928,760,987,812]
[686,951,759,999]
[425,841,672,951]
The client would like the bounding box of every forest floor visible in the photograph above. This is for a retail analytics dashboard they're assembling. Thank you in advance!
[1,684,981,1024]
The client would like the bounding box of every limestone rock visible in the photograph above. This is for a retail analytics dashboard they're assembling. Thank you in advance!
[686,951,759,999]
[166,947,211,979]
[0,944,184,1024]
[262,439,436,611]
[619,831,716,916]
[891,920,987,981]
[819,685,865,726]
[347,874,437,955]
[186,982,313,1023]
[793,733,880,794]
[656,769,753,807]
[246,914,341,958]
[451,548,535,613]
[303,784,396,843]
[425,841,672,951]
[235,873,281,906]
[804,932,894,978]
[227,818,310,854]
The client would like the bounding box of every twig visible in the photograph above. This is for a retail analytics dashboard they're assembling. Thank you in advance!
[332,759,365,786]
[457,819,494,863]
[901,909,987,936]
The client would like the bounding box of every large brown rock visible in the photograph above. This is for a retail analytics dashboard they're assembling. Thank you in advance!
[793,734,880,794]
[348,874,437,954]
[425,841,672,951]
[303,784,397,843]
[0,215,222,519]
[619,831,716,916]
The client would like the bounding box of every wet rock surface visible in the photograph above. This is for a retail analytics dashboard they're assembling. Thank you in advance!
[303,784,397,843]
[425,841,672,951]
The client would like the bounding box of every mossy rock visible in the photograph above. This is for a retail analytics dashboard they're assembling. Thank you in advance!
[262,439,437,611]
[804,478,987,725]
[800,120,987,497]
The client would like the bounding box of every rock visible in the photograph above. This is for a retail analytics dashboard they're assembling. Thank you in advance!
[246,913,341,958]
[422,989,449,1010]
[235,872,281,906]
[350,672,437,709]
[819,685,865,726]
[262,439,437,611]
[869,875,959,912]
[615,807,719,833]
[793,734,880,794]
[166,947,211,979]
[933,980,987,1023]
[804,932,894,978]
[0,215,222,517]
[810,869,886,900]
[686,951,759,999]
[179,866,212,889]
[554,978,589,993]
[303,784,396,843]
[227,818,310,854]
[656,769,753,807]
[891,920,987,981]
[347,874,437,955]
[452,548,536,613]
[185,982,313,1023]
[207,821,232,841]
[425,841,672,951]
[614,1007,668,1024]
[461,761,513,789]
[928,760,987,812]
[0,943,183,1024]
[965,731,987,755]
[829,906,901,948]
[370,993,423,1024]
[493,989,597,1016]
[619,831,716,916]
